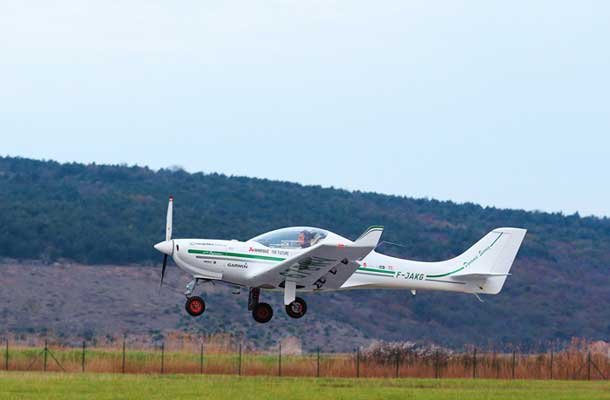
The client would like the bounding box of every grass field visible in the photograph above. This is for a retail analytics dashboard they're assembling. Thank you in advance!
[1,372,609,400]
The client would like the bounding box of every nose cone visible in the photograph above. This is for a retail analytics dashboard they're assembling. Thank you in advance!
[154,240,173,256]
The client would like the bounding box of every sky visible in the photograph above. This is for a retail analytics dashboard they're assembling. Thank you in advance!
[1,1,609,216]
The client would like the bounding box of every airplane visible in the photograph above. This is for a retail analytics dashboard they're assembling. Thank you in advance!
[153,196,527,323]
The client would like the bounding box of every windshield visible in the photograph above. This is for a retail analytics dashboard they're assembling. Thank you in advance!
[250,227,329,249]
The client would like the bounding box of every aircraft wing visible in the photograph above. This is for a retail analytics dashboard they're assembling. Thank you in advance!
[309,260,361,290]
[248,226,383,304]
[248,243,367,288]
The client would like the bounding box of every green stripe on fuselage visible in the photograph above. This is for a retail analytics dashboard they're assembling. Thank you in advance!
[187,249,286,262]
[356,267,395,275]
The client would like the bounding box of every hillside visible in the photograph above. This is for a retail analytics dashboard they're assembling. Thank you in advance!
[1,156,609,350]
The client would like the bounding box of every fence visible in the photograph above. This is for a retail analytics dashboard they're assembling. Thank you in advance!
[1,337,608,380]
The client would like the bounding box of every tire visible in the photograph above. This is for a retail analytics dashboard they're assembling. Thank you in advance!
[285,297,307,319]
[185,296,206,317]
[252,302,274,323]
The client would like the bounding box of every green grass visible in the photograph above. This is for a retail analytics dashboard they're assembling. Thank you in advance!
[0,372,609,400]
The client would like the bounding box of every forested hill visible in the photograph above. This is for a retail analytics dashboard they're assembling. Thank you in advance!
[1,156,609,348]
[2,156,609,265]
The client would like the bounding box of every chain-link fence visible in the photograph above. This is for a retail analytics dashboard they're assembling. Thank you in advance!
[1,336,608,380]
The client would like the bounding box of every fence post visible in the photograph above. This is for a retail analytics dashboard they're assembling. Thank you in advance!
[512,350,516,380]
[434,350,439,379]
[356,348,360,378]
[238,344,242,376]
[587,352,591,381]
[160,342,165,375]
[122,335,126,374]
[316,348,320,378]
[4,338,8,371]
[396,350,401,379]
[43,340,48,372]
[550,348,553,380]
[278,343,282,377]
[472,348,477,379]
[81,341,86,372]
[200,342,204,374]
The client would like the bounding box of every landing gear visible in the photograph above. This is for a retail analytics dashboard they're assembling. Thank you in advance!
[248,287,273,323]
[184,278,206,317]
[252,302,273,323]
[248,287,260,311]
[285,297,307,319]
[185,296,206,316]
[185,278,205,297]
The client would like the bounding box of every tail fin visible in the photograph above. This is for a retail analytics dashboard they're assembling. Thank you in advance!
[450,228,527,294]
[354,226,384,248]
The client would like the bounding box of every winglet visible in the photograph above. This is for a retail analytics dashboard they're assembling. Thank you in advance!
[354,226,384,248]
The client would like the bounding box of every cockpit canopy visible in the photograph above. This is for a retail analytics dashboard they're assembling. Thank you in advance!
[250,227,329,249]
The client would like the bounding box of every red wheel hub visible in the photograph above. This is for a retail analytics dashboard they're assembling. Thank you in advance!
[257,308,269,319]
[189,300,203,313]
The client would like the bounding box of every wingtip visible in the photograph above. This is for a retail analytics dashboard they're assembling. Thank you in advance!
[364,225,384,234]
[355,226,384,246]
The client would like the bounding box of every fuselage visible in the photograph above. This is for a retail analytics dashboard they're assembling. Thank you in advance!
[169,237,475,294]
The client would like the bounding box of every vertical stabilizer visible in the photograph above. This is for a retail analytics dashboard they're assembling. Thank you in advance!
[451,228,527,294]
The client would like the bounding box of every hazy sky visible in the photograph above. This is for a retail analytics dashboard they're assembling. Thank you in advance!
[1,1,609,216]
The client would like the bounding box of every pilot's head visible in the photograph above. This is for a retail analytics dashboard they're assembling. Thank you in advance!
[298,230,313,248]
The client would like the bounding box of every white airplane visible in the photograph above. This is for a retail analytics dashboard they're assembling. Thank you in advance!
[153,197,527,323]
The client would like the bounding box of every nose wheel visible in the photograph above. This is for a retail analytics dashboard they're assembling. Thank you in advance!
[285,297,307,319]
[185,296,206,316]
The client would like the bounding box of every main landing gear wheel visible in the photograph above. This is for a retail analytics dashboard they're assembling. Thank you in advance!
[252,302,273,323]
[285,297,307,319]
[185,296,206,317]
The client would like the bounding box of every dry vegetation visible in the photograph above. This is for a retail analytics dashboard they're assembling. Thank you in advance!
[2,334,608,380]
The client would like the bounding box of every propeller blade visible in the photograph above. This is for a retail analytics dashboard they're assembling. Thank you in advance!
[160,254,168,289]
[166,196,173,241]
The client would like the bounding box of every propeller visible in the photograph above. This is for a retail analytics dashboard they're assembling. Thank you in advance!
[165,195,173,242]
[160,254,169,289]
[156,196,173,290]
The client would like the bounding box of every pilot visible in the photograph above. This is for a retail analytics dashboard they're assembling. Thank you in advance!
[298,230,314,248]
